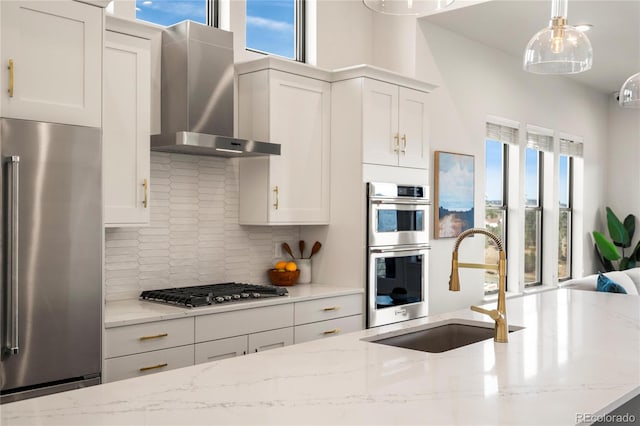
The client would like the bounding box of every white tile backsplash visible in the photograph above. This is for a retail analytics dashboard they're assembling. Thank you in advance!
[104,152,299,301]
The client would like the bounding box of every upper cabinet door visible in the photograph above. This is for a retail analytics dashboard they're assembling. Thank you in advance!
[238,68,331,225]
[1,1,102,127]
[362,79,399,167]
[268,71,331,224]
[103,31,151,227]
[398,87,429,169]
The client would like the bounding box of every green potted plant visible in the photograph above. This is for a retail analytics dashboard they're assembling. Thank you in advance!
[593,207,640,271]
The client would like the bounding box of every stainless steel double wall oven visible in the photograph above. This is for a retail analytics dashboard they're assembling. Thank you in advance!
[367,182,430,328]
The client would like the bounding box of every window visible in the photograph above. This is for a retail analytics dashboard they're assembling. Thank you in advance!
[524,132,552,287]
[558,154,572,280]
[484,123,517,295]
[246,0,305,61]
[558,138,582,281]
[135,0,306,63]
[136,0,209,26]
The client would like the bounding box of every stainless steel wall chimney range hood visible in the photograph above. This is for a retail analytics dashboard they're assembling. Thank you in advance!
[151,21,280,157]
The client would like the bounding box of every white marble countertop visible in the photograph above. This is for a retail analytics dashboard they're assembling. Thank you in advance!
[4,289,640,425]
[105,283,364,328]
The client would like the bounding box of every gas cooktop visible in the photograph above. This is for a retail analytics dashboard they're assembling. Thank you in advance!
[140,283,288,308]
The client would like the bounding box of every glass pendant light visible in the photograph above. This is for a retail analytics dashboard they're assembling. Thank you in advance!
[523,0,593,74]
[619,72,640,108]
[363,0,455,16]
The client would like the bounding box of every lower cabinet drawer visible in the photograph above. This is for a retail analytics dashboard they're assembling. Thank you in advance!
[294,315,363,344]
[294,294,363,325]
[248,327,293,353]
[103,345,194,383]
[105,317,194,358]
[195,335,248,365]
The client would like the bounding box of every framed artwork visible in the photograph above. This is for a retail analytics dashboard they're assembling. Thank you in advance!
[434,151,475,239]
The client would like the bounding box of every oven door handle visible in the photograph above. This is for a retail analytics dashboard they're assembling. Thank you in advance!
[370,199,431,206]
[370,245,431,253]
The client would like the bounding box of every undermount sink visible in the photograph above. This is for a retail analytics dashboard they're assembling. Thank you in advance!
[364,320,524,353]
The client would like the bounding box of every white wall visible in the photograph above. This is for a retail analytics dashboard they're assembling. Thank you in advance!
[410,22,609,314]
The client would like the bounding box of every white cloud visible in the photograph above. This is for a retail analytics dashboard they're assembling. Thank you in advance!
[246,15,293,33]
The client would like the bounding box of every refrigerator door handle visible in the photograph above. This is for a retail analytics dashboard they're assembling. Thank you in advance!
[5,155,19,355]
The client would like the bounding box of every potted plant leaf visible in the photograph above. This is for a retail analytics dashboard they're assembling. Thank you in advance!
[593,207,640,271]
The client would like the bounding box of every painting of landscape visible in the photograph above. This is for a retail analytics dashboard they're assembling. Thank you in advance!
[434,151,474,239]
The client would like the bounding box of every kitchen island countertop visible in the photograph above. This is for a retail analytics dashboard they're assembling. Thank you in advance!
[3,288,639,425]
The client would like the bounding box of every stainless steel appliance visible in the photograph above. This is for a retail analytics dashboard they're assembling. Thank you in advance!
[141,283,288,308]
[367,182,430,328]
[150,21,281,157]
[0,118,102,404]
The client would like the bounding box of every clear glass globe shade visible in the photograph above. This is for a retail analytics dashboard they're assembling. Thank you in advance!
[523,24,593,74]
[619,72,640,108]
[363,0,455,16]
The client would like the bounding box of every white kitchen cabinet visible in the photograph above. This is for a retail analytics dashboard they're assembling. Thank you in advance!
[248,327,294,353]
[194,304,294,365]
[103,317,195,383]
[238,65,331,225]
[195,335,248,364]
[104,345,194,383]
[363,79,430,169]
[293,293,363,344]
[103,30,151,227]
[0,0,102,127]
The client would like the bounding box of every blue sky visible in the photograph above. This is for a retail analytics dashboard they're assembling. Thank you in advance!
[486,140,570,207]
[135,0,294,58]
[438,152,474,211]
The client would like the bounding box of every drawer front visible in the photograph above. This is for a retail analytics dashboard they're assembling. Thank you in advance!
[248,327,294,353]
[294,315,363,344]
[195,336,248,365]
[195,303,293,343]
[105,317,194,358]
[294,294,363,325]
[103,345,194,383]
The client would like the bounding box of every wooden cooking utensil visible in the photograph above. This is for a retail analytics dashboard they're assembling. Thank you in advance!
[282,242,295,259]
[308,241,322,259]
[299,240,305,259]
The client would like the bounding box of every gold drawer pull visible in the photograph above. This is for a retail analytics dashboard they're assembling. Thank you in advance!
[139,333,168,341]
[142,178,149,208]
[8,59,14,98]
[323,328,341,335]
[323,306,340,311]
[139,363,168,372]
[273,185,279,210]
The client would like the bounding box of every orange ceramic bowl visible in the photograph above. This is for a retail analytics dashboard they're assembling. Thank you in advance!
[268,269,300,286]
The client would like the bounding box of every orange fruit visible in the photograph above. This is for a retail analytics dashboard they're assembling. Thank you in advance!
[274,261,287,271]
[285,261,297,272]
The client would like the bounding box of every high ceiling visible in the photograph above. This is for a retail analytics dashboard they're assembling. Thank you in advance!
[420,0,640,94]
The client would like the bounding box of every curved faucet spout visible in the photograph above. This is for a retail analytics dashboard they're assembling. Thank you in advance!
[448,228,508,343]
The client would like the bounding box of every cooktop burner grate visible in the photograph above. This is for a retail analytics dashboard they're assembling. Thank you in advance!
[140,282,288,308]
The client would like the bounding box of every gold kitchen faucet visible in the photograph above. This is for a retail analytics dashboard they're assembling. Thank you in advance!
[449,228,508,343]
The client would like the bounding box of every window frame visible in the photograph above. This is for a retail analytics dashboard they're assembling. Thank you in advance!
[558,155,573,282]
[484,139,509,295]
[524,148,544,288]
[244,0,306,62]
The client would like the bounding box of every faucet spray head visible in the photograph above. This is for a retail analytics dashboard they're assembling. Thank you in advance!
[449,251,460,291]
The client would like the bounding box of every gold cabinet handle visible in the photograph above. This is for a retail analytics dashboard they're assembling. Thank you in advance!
[139,363,168,372]
[401,134,407,154]
[322,306,340,311]
[8,59,14,98]
[393,133,400,153]
[323,329,341,335]
[142,178,148,208]
[273,185,279,210]
[139,333,168,341]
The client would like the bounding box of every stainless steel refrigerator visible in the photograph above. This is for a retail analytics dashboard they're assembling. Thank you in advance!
[0,118,102,403]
